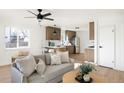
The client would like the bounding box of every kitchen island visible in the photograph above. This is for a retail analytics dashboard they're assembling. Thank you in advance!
[44,46,75,54]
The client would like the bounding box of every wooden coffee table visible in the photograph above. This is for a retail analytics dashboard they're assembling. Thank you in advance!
[63,70,105,83]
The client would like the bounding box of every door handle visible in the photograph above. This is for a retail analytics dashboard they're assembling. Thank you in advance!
[99,46,103,48]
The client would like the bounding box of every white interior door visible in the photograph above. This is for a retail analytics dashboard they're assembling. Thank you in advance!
[99,26,115,68]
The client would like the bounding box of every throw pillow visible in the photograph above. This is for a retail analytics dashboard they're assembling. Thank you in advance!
[57,51,70,63]
[51,54,61,65]
[34,55,45,64]
[45,53,51,65]
[15,55,36,77]
[36,58,46,75]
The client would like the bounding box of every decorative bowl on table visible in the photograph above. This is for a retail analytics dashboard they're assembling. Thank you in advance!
[75,75,92,83]
[75,63,96,83]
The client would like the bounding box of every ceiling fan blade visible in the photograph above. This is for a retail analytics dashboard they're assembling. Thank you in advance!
[27,10,37,16]
[24,17,36,18]
[43,13,51,17]
[44,18,54,21]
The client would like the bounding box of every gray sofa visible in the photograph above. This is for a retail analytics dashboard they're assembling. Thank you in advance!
[11,54,74,83]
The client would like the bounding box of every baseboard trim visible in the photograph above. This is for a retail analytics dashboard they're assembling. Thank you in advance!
[0,64,11,68]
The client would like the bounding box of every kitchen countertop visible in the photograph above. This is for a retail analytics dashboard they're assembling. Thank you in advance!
[86,48,94,50]
[44,45,75,49]
[87,46,94,49]
[44,46,66,49]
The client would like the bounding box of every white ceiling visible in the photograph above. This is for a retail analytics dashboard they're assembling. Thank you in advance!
[0,9,124,30]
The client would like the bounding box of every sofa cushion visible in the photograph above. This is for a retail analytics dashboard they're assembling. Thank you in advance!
[28,63,74,83]
[44,63,74,80]
[36,58,46,75]
[51,54,61,65]
[57,51,70,63]
[33,55,45,64]
[15,55,36,77]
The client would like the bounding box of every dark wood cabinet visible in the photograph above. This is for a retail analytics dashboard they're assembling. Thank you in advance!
[66,46,75,54]
[84,49,94,62]
[89,22,94,40]
[46,26,61,40]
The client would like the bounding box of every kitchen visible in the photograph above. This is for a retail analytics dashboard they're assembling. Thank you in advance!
[44,25,80,54]
[44,22,94,62]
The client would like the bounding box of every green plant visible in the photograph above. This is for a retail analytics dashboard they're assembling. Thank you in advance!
[79,63,95,75]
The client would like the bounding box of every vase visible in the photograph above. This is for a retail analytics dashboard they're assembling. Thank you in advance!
[83,74,90,82]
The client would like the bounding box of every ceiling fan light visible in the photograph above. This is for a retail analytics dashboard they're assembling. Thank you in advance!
[38,19,42,22]
[26,9,54,22]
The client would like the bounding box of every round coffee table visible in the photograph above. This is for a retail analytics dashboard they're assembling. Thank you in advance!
[63,70,105,83]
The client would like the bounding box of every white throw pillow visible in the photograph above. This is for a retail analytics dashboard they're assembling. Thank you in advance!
[36,58,46,75]
[57,51,70,63]
[51,54,61,65]
[15,55,36,77]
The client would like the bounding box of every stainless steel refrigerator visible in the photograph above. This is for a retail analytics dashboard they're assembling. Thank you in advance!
[74,37,80,53]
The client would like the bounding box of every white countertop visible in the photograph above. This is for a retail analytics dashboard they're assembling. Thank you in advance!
[44,45,75,49]
[44,46,66,49]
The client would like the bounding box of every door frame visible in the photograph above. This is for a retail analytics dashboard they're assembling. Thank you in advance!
[88,19,116,69]
[88,18,99,65]
[92,18,99,65]
[96,24,116,69]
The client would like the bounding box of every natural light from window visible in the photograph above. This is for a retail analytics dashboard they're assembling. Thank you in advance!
[5,27,30,49]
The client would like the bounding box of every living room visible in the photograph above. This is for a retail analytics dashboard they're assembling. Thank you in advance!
[0,9,124,83]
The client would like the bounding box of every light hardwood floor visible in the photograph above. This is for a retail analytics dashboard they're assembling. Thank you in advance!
[70,53,124,83]
[0,53,124,83]
[70,53,85,62]
[94,66,124,83]
[0,65,11,83]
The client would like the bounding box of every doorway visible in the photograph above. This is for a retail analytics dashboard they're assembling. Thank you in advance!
[98,25,115,68]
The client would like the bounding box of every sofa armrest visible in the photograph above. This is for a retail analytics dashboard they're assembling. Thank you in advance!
[69,58,75,63]
[11,67,24,83]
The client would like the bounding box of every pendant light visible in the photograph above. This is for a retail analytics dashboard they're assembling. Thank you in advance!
[53,25,57,35]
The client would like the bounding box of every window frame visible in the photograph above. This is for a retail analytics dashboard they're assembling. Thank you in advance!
[4,26,30,50]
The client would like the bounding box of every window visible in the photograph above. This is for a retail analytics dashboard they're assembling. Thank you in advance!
[18,29,30,47]
[5,27,30,49]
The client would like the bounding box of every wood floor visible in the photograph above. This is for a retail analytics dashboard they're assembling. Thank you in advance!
[70,53,85,62]
[94,66,124,83]
[0,65,11,83]
[70,53,124,83]
[0,53,124,83]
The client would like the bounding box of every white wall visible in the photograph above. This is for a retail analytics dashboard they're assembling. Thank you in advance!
[77,30,89,53]
[0,18,46,66]
[115,24,124,71]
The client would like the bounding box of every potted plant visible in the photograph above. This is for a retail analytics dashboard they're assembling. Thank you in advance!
[79,63,96,82]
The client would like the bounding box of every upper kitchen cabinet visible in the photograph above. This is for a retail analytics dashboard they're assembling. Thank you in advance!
[46,26,61,40]
[89,22,94,40]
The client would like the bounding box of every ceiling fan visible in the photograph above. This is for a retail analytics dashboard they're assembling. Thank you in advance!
[24,9,54,22]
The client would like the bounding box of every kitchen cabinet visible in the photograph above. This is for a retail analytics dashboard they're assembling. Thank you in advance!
[84,48,94,62]
[46,26,61,40]
[89,22,94,40]
[45,46,75,54]
[66,46,75,54]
